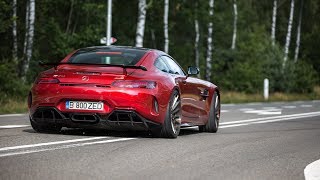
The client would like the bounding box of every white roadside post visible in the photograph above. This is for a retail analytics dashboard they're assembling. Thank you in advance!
[106,0,112,46]
[100,37,117,45]
[264,78,269,100]
[105,0,112,64]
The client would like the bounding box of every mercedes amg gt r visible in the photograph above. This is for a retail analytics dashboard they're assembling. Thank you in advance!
[28,46,220,138]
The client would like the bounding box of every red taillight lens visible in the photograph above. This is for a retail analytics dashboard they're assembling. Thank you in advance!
[112,80,156,89]
[35,78,60,84]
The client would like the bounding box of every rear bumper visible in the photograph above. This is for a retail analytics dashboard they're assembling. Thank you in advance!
[30,107,161,131]
[30,84,167,124]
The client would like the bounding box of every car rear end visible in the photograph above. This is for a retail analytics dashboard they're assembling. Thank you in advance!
[29,47,163,132]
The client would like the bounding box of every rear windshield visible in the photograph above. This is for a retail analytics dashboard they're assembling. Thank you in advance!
[68,47,147,66]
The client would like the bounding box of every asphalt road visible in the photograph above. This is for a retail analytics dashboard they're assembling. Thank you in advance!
[0,100,320,180]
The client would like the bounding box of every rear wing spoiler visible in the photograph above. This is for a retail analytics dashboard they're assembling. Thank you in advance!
[39,62,147,76]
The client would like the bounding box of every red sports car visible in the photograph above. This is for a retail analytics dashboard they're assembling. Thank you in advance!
[28,46,220,138]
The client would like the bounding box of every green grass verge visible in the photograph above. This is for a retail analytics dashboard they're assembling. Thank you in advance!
[0,87,319,114]
[222,86,320,104]
[0,98,28,114]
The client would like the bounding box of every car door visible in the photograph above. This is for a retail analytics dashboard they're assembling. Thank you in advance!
[161,56,202,123]
[185,77,210,123]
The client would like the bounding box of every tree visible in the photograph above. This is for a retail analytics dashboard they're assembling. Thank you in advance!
[163,0,169,53]
[135,0,147,47]
[294,0,303,62]
[283,0,295,68]
[231,0,237,50]
[12,0,17,63]
[22,0,30,70]
[65,0,74,34]
[194,0,200,75]
[271,0,277,46]
[0,0,319,95]
[25,0,35,80]
[21,0,35,81]
[205,0,214,81]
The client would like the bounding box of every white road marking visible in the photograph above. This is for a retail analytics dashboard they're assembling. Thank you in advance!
[0,137,109,151]
[220,123,249,129]
[251,113,320,124]
[244,109,282,115]
[0,138,136,158]
[0,114,26,117]
[304,159,320,180]
[239,108,255,111]
[221,110,229,113]
[220,111,320,129]
[1,107,319,158]
[282,105,296,109]
[220,111,320,125]
[262,107,277,109]
[256,111,282,115]
[0,125,30,129]
[240,106,282,115]
[301,104,312,108]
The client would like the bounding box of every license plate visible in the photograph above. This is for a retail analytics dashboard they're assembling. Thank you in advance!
[66,101,103,110]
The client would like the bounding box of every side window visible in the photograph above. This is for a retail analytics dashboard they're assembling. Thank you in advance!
[154,58,170,73]
[161,56,186,76]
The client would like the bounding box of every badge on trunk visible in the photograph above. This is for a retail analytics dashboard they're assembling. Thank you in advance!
[82,76,89,81]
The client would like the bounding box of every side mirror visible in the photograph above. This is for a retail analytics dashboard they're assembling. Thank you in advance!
[187,66,200,76]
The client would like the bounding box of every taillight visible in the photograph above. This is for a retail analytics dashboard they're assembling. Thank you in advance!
[35,78,60,84]
[112,80,156,89]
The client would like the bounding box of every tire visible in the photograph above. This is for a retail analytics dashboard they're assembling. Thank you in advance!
[153,90,181,138]
[30,119,62,133]
[200,92,220,133]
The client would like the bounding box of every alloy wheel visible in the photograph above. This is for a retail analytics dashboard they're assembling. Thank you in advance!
[170,93,181,134]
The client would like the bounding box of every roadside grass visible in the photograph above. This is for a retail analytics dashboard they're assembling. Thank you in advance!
[222,86,320,104]
[0,86,319,114]
[0,98,28,114]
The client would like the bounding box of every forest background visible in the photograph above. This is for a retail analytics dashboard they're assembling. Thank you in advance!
[0,0,319,113]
